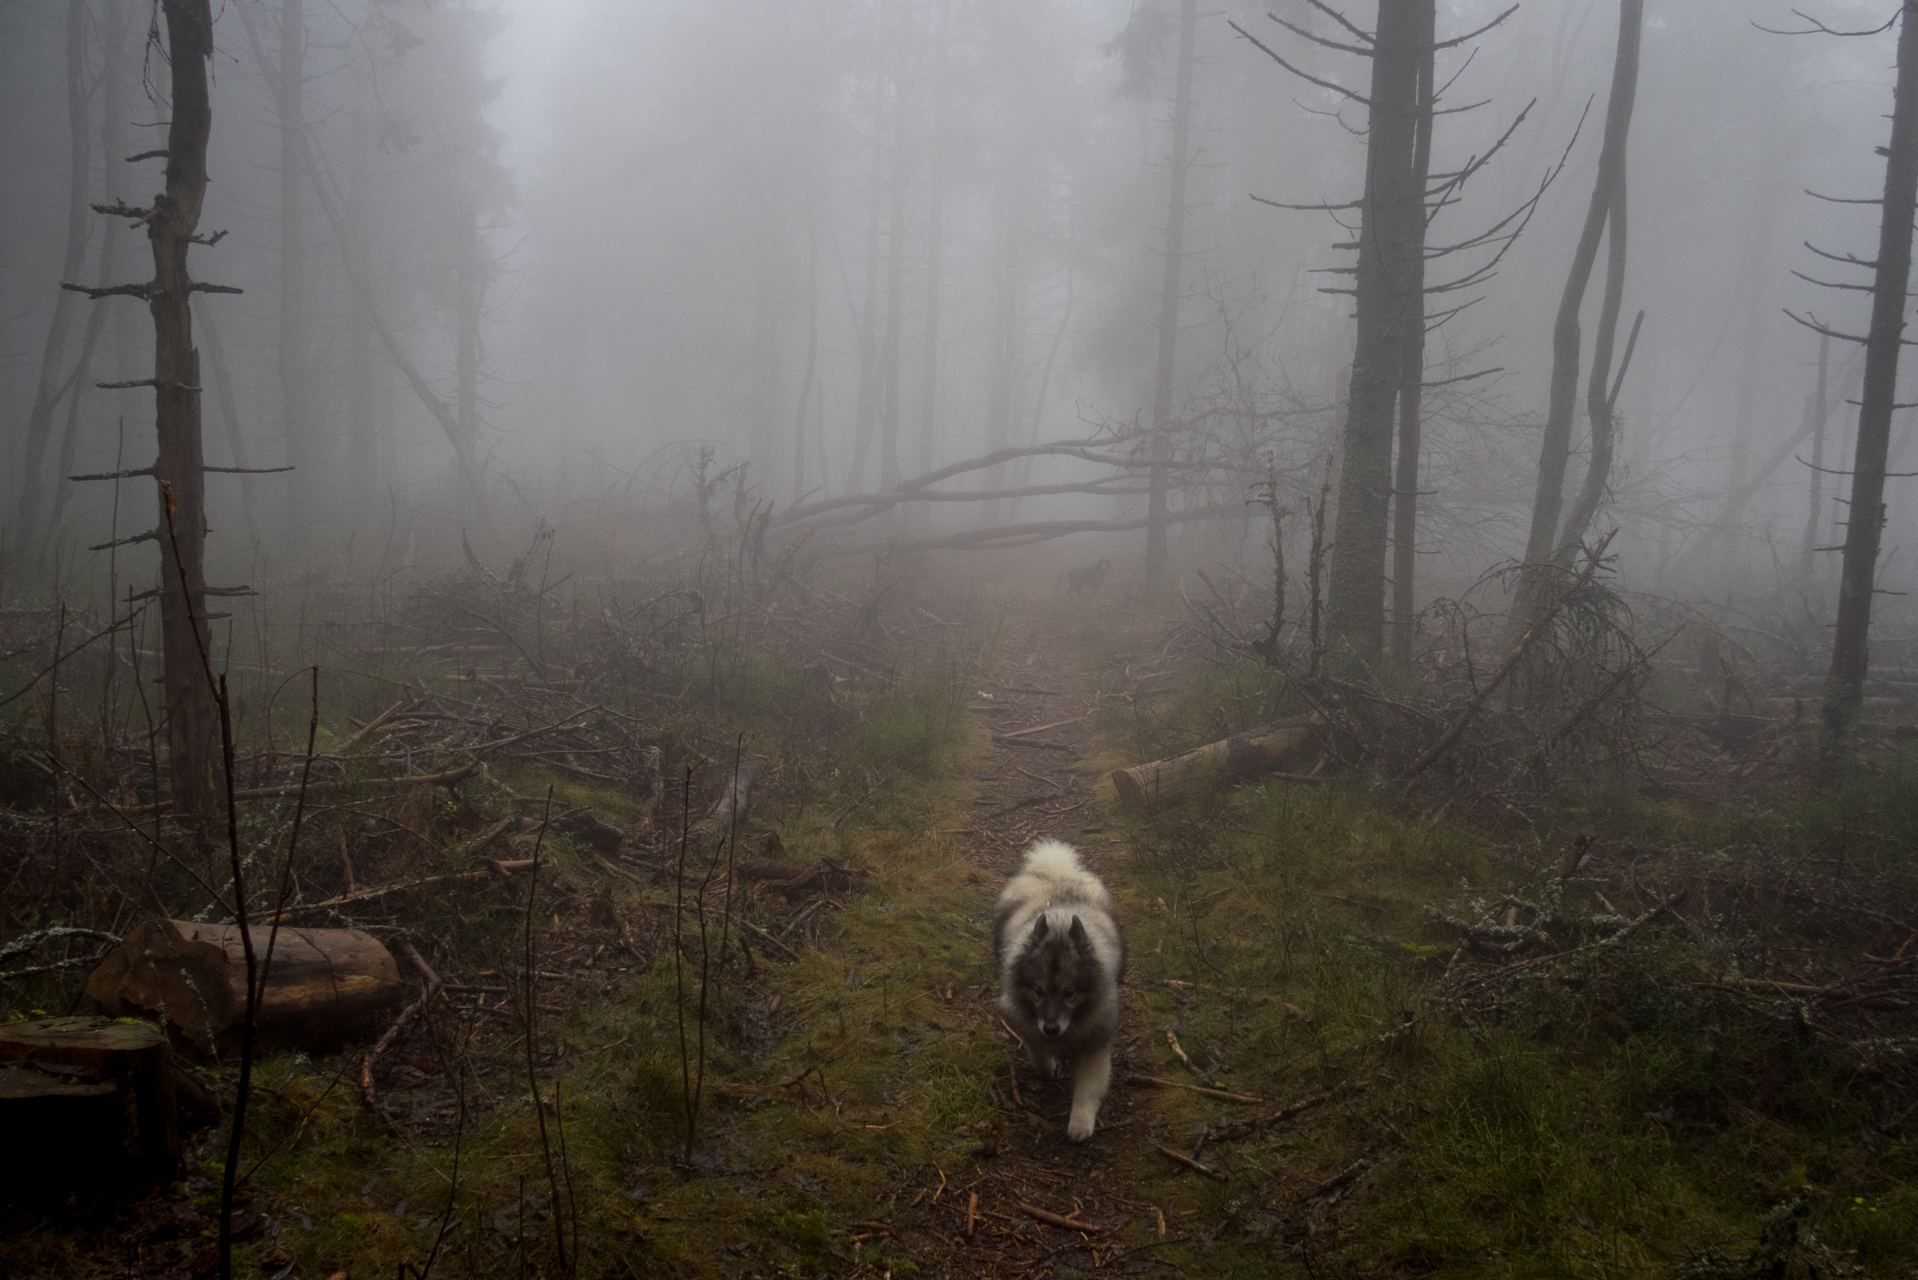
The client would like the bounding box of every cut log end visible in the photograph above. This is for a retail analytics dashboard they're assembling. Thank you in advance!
[0,1016,182,1206]
[86,919,404,1053]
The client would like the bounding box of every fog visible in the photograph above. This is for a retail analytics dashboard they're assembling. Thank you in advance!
[2,0,1913,625]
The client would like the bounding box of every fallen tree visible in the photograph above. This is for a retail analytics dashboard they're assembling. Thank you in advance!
[1111,713,1331,815]
[86,919,403,1054]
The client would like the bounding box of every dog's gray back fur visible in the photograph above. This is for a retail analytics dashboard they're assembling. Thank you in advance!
[994,839,1125,1140]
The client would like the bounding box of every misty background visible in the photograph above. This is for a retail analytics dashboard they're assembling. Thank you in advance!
[0,0,1908,612]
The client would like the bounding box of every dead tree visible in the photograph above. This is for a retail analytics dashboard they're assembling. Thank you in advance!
[1145,0,1200,603]
[15,0,94,560]
[276,0,316,538]
[1326,0,1423,655]
[1237,1,1530,656]
[1517,0,1645,624]
[64,0,235,821]
[232,3,495,533]
[1389,1,1437,665]
[1786,2,1918,772]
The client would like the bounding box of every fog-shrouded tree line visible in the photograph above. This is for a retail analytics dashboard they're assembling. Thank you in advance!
[6,0,1918,775]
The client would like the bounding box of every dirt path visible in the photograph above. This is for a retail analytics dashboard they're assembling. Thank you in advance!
[902,601,1182,1276]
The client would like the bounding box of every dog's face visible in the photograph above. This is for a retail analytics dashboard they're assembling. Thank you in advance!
[1009,915,1100,1038]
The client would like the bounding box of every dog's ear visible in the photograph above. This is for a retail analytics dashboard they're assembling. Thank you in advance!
[1032,916,1049,942]
[1068,916,1089,949]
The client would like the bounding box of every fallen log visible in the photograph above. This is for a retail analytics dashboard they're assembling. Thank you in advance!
[1110,713,1328,815]
[86,919,405,1054]
[0,1015,180,1203]
[731,857,868,900]
[121,759,486,813]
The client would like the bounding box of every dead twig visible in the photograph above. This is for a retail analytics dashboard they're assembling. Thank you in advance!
[359,938,443,1119]
[1157,1145,1228,1180]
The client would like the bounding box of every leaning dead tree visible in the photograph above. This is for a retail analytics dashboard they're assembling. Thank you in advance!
[1783,1,1918,773]
[63,0,243,822]
[1516,0,1645,633]
[766,429,1249,558]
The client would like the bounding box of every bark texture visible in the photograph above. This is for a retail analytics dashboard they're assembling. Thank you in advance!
[1823,1,1918,772]
[1327,0,1424,654]
[1144,0,1199,602]
[151,0,221,822]
[86,919,404,1053]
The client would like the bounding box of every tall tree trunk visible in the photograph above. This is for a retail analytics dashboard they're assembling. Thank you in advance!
[347,109,376,531]
[1515,0,1642,622]
[1387,0,1436,666]
[151,0,220,822]
[1326,0,1423,654]
[16,0,93,560]
[845,69,888,495]
[277,0,314,542]
[878,5,914,498]
[1822,1,1918,775]
[44,3,142,566]
[913,0,950,533]
[1801,333,1830,582]
[982,168,1024,528]
[454,186,482,492]
[1145,0,1198,602]
[794,203,819,506]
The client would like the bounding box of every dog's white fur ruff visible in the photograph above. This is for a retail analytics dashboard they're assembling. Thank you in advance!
[994,839,1125,1140]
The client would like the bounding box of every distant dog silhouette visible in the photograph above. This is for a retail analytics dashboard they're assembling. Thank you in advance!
[1065,558,1111,595]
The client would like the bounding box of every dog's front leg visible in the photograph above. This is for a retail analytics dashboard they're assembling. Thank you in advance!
[1065,1044,1112,1141]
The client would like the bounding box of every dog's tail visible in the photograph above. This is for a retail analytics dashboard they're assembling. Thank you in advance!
[1020,838,1084,883]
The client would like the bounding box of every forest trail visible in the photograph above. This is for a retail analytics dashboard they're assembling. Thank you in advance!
[876,592,1243,1277]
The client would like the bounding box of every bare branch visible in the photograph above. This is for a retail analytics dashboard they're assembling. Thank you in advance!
[1433,3,1519,51]
[1228,20,1371,105]
[1267,11,1372,57]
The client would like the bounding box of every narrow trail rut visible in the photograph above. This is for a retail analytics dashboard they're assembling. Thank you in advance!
[891,598,1188,1277]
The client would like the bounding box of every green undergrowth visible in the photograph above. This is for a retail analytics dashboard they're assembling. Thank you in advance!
[160,656,986,1279]
[1101,658,1918,1277]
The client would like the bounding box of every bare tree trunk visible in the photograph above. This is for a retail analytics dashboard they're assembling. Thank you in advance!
[42,2,136,567]
[846,71,887,495]
[1801,333,1830,581]
[1822,1,1918,775]
[16,0,93,560]
[1516,0,1642,620]
[346,110,377,530]
[1387,0,1437,666]
[277,0,314,542]
[454,186,483,492]
[1145,0,1198,602]
[794,203,819,506]
[878,5,914,498]
[1327,0,1423,654]
[982,167,1025,528]
[152,0,220,822]
[912,0,950,532]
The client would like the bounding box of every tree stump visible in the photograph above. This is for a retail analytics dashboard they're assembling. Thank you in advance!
[1110,713,1329,815]
[0,1016,180,1205]
[85,919,405,1054]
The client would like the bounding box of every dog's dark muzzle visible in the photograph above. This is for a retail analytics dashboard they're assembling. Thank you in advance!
[1039,1018,1068,1037]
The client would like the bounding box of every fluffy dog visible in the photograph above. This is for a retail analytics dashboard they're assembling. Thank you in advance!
[1065,558,1112,595]
[994,839,1126,1140]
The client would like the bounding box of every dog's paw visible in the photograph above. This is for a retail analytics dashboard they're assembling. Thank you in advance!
[1066,1110,1097,1141]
